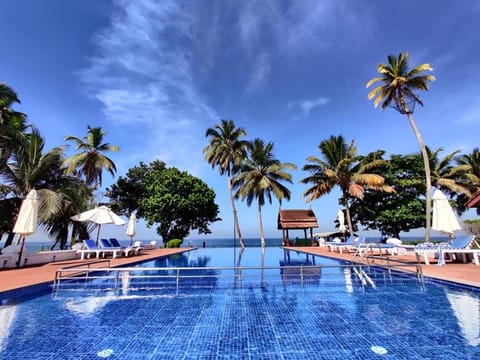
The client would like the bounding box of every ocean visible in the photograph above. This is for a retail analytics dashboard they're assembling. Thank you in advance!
[9,235,452,253]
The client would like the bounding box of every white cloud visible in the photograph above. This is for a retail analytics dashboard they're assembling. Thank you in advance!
[245,52,271,94]
[79,0,217,174]
[288,96,330,116]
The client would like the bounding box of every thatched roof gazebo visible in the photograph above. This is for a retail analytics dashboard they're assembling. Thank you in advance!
[277,209,319,246]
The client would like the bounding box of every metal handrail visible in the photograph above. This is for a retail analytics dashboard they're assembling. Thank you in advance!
[52,262,424,294]
[53,259,111,290]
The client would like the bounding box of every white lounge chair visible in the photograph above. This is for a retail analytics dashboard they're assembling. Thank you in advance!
[327,236,365,254]
[415,236,480,265]
[77,239,107,260]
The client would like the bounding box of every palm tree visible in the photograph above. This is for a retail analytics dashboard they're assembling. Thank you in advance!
[301,135,394,234]
[64,126,119,189]
[366,52,435,241]
[232,138,296,247]
[0,83,28,165]
[456,148,480,213]
[0,128,66,246]
[204,119,249,248]
[427,147,472,197]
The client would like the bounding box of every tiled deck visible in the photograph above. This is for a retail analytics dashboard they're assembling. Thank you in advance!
[291,246,480,288]
[0,247,194,293]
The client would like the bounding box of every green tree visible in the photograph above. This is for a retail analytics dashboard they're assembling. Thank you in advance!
[107,161,220,242]
[350,153,425,238]
[301,135,394,234]
[232,139,296,247]
[106,161,165,217]
[367,52,435,241]
[64,126,119,189]
[204,119,249,247]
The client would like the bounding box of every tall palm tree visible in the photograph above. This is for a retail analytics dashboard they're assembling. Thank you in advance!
[232,138,296,247]
[204,119,249,248]
[366,52,435,241]
[64,126,119,189]
[301,135,394,233]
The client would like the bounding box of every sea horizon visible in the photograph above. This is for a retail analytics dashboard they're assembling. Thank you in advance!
[9,235,455,253]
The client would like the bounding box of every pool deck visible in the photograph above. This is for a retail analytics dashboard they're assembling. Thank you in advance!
[1,246,479,294]
[291,246,480,288]
[0,247,195,293]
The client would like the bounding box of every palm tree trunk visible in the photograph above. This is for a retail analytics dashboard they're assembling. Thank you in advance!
[407,113,432,242]
[257,201,265,247]
[343,192,354,238]
[228,177,245,248]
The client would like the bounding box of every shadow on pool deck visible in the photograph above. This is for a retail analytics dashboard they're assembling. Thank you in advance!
[0,247,195,293]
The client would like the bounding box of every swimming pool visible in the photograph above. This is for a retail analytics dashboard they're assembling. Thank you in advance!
[1,247,479,359]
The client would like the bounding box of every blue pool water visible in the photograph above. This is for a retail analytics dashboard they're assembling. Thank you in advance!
[0,247,479,359]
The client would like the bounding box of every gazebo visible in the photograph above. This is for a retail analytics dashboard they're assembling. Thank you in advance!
[277,209,319,246]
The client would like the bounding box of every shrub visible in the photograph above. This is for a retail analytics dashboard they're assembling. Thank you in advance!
[166,238,183,248]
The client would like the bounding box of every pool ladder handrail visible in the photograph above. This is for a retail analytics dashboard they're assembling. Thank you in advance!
[53,259,111,291]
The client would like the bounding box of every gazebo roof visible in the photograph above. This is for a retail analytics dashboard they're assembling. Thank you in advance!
[466,193,480,208]
[277,209,318,230]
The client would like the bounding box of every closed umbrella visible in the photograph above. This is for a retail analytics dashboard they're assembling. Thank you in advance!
[338,209,346,240]
[432,189,461,236]
[71,206,127,244]
[13,189,39,267]
[126,213,136,246]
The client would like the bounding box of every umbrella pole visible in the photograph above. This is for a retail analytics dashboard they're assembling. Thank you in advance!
[130,236,133,246]
[96,225,102,246]
[16,237,25,268]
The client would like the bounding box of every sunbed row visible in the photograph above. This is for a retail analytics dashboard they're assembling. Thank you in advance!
[77,238,143,260]
[324,235,480,266]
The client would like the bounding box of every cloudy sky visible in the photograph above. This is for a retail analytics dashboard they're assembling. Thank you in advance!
[2,0,480,242]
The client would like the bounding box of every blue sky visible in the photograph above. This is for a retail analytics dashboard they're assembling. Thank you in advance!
[2,0,480,242]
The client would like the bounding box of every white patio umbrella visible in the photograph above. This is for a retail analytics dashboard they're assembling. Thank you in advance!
[13,189,39,267]
[432,189,461,237]
[71,206,127,244]
[126,213,136,246]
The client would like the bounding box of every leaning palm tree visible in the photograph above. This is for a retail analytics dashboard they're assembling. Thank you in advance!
[301,135,394,234]
[232,138,296,247]
[366,52,435,241]
[64,126,119,189]
[204,119,249,248]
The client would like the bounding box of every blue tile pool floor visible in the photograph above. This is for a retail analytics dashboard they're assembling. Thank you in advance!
[0,247,479,359]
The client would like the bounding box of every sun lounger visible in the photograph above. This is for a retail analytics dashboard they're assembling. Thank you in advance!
[415,236,480,265]
[99,239,130,258]
[77,239,106,260]
[109,238,142,256]
[133,240,157,250]
[327,236,365,254]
